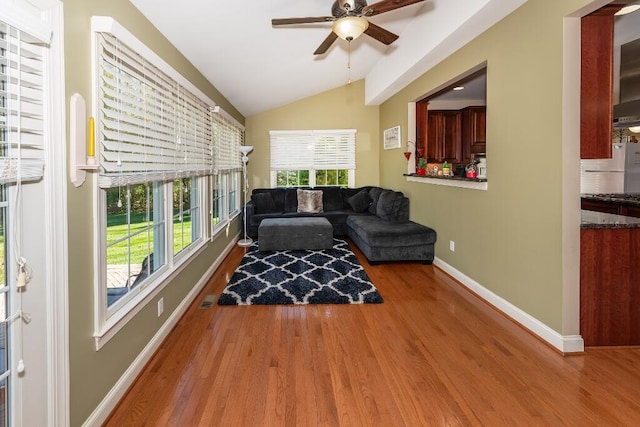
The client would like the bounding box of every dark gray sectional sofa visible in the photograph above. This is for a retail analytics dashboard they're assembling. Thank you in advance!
[244,186,437,264]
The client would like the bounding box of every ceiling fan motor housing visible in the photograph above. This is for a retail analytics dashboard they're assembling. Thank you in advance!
[333,0,368,17]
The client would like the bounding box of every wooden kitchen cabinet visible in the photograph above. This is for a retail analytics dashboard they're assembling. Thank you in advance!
[581,228,640,346]
[581,198,640,219]
[622,205,640,218]
[581,198,621,215]
[461,106,486,164]
[415,100,428,156]
[580,5,621,159]
[426,110,462,163]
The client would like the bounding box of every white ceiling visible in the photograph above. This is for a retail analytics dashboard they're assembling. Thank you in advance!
[130,0,526,118]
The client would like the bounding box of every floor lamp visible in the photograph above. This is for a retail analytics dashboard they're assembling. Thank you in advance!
[237,145,254,247]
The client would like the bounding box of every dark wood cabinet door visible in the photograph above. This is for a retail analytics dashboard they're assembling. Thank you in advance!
[461,106,486,164]
[621,205,640,218]
[469,107,486,153]
[581,198,621,214]
[426,112,440,161]
[441,111,462,163]
[580,6,620,159]
[461,108,472,164]
[415,100,428,156]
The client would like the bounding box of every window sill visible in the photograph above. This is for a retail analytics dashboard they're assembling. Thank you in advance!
[94,239,207,350]
[405,174,488,190]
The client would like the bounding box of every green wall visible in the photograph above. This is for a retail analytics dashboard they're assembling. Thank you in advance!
[245,79,381,190]
[247,0,595,336]
[380,0,592,334]
[63,0,242,424]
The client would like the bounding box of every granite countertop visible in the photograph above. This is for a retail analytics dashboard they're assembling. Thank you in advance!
[404,173,487,183]
[581,193,640,207]
[581,210,640,229]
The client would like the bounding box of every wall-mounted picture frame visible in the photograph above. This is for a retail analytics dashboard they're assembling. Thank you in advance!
[383,125,401,150]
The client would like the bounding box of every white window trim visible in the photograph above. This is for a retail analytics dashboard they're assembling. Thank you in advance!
[1,0,69,424]
[269,169,355,188]
[94,179,209,349]
[269,129,357,188]
[211,171,241,238]
[43,4,70,425]
[90,17,214,349]
[91,16,216,109]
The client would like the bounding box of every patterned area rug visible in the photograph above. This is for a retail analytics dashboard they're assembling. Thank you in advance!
[218,238,383,305]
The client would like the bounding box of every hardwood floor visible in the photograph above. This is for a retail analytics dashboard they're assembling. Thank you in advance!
[105,241,640,426]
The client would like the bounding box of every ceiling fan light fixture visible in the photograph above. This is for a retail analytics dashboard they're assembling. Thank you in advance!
[332,16,369,41]
[615,5,640,15]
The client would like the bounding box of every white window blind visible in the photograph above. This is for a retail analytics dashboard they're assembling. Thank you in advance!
[95,32,213,188]
[269,129,356,170]
[212,111,243,174]
[0,20,47,184]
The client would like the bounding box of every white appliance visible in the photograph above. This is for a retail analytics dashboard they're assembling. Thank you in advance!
[581,143,640,194]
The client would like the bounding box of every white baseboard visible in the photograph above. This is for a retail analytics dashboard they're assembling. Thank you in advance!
[83,234,240,427]
[433,257,584,354]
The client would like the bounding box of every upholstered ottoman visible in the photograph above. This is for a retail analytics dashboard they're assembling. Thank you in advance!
[258,217,333,251]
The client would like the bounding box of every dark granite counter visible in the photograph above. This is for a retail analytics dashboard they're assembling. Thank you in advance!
[581,210,640,229]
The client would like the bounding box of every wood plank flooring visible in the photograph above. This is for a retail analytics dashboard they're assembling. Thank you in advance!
[105,241,640,426]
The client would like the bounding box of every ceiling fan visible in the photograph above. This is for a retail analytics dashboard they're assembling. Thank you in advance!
[271,0,426,55]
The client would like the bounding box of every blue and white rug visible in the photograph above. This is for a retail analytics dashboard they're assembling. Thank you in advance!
[218,238,383,305]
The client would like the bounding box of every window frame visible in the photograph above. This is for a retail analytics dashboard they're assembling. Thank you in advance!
[91,17,215,349]
[269,129,357,188]
[211,170,241,237]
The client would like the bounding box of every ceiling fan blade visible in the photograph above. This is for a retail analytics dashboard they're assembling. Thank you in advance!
[364,22,399,45]
[363,0,426,16]
[272,16,334,26]
[314,32,339,55]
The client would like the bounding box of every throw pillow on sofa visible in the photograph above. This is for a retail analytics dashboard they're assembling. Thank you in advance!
[368,187,383,214]
[251,193,277,214]
[284,188,298,212]
[347,189,372,213]
[376,190,405,221]
[297,189,323,213]
[322,186,343,211]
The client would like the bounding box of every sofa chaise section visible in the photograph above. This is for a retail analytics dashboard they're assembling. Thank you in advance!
[347,216,437,264]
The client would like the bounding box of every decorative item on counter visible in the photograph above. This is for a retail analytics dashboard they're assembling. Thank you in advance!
[442,161,450,177]
[465,162,477,178]
[416,157,427,176]
[477,157,487,179]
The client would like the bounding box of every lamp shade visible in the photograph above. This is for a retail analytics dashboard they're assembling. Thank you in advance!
[239,145,254,155]
[332,16,369,41]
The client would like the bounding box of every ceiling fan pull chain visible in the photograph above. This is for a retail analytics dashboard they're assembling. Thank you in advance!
[347,39,352,84]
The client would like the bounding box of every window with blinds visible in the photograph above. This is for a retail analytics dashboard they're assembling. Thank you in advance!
[269,129,356,171]
[95,32,213,188]
[212,111,243,174]
[269,129,356,187]
[0,21,46,184]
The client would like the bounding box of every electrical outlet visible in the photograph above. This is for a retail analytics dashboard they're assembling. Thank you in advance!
[450,240,455,252]
[157,297,164,317]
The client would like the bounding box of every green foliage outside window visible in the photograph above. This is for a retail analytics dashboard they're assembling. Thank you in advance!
[275,169,347,187]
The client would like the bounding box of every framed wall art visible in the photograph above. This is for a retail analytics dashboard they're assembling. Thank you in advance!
[383,125,401,150]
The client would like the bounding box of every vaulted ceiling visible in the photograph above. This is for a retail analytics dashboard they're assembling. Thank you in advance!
[130,0,527,117]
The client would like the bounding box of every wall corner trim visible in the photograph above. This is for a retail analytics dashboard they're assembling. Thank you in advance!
[433,257,585,354]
